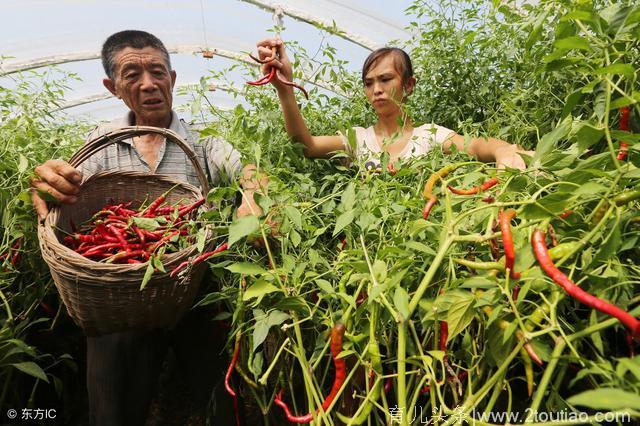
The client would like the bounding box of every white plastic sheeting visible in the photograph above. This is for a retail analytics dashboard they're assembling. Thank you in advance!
[1,0,414,121]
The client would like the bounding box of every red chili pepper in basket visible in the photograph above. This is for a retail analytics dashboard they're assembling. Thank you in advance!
[169,243,229,277]
[448,177,499,195]
[499,209,521,280]
[177,198,205,218]
[274,323,346,423]
[617,106,631,161]
[532,228,640,341]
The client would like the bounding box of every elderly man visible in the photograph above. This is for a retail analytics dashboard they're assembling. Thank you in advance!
[31,30,261,425]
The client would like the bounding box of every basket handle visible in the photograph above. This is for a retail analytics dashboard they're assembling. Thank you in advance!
[69,126,210,194]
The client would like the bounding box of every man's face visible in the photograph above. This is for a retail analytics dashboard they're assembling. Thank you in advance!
[104,46,176,126]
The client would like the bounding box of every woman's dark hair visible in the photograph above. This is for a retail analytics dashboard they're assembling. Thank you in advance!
[101,30,171,80]
[361,47,413,85]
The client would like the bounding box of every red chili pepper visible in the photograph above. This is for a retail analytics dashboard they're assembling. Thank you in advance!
[169,242,229,277]
[617,106,631,161]
[9,238,22,266]
[439,321,448,353]
[133,227,146,245]
[512,284,521,301]
[274,323,347,423]
[383,376,393,394]
[247,67,276,86]
[107,224,129,249]
[225,334,241,426]
[421,164,458,220]
[81,243,128,257]
[177,198,205,218]
[274,71,309,99]
[532,229,640,341]
[559,210,573,219]
[148,230,181,252]
[146,195,166,216]
[247,48,309,98]
[423,197,437,220]
[106,249,146,264]
[499,209,521,280]
[448,177,499,195]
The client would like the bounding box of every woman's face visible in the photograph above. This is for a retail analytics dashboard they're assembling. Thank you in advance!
[363,54,414,117]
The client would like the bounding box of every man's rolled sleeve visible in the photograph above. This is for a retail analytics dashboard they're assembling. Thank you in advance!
[203,137,242,185]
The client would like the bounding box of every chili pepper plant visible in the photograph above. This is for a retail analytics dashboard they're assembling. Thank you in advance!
[192,1,640,424]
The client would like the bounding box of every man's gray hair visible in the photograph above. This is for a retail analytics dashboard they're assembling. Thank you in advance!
[101,30,171,79]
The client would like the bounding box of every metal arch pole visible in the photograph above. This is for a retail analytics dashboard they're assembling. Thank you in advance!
[0,46,255,75]
[237,0,381,51]
[53,81,234,111]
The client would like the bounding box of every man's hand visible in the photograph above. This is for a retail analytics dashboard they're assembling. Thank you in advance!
[494,145,534,170]
[236,195,263,218]
[237,164,268,218]
[30,160,82,220]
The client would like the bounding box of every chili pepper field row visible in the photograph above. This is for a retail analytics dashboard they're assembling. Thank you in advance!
[1,0,640,424]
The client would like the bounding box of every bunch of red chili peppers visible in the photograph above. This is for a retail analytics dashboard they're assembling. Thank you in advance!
[62,192,205,264]
[247,47,309,99]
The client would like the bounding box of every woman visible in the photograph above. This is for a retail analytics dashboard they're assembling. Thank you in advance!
[254,38,531,169]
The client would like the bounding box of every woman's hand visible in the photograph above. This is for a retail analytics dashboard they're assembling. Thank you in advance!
[494,145,534,170]
[255,38,293,91]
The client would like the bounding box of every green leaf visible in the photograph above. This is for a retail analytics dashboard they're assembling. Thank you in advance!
[243,279,280,303]
[567,388,640,410]
[151,255,165,273]
[339,182,356,211]
[140,262,155,290]
[226,262,267,275]
[403,241,436,256]
[333,209,356,237]
[290,229,301,247]
[444,291,476,341]
[554,36,591,51]
[533,115,572,164]
[316,279,334,294]
[594,64,635,79]
[228,215,260,247]
[574,122,604,151]
[273,297,310,314]
[196,227,207,253]
[132,216,161,231]
[561,10,596,22]
[284,206,302,230]
[617,358,640,381]
[11,362,49,383]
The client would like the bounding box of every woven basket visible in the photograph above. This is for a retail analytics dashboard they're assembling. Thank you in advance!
[37,126,214,336]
